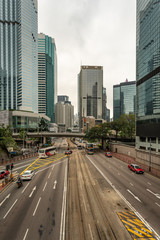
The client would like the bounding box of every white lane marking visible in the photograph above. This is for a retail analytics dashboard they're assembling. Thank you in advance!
[29,186,36,198]
[33,197,41,216]
[23,228,29,240]
[148,182,151,185]
[3,199,18,219]
[21,182,30,193]
[130,183,134,186]
[0,193,11,207]
[155,202,160,208]
[43,182,47,191]
[48,172,51,178]
[53,180,57,189]
[60,164,68,240]
[147,189,160,199]
[88,224,94,240]
[127,189,141,202]
[86,155,160,239]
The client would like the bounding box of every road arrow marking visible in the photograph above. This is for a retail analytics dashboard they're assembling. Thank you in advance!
[127,189,141,202]
[53,180,57,189]
[29,186,36,198]
[0,193,11,207]
[147,189,160,199]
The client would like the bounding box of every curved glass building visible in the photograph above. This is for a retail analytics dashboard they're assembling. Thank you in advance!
[136,0,160,152]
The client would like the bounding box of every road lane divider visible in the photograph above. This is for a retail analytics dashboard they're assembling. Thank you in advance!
[48,172,51,178]
[60,163,68,240]
[33,197,41,216]
[43,182,47,191]
[23,228,29,240]
[3,199,18,219]
[147,188,160,199]
[53,180,57,189]
[21,182,30,194]
[29,186,36,198]
[0,193,11,207]
[127,189,141,202]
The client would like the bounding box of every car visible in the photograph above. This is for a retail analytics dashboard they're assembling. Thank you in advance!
[105,152,112,157]
[77,145,82,150]
[0,170,10,179]
[128,164,144,174]
[21,170,35,180]
[65,150,72,155]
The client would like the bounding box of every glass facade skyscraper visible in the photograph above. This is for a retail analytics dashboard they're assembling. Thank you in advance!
[136,0,160,152]
[113,81,136,120]
[0,0,38,112]
[38,33,57,123]
[78,66,103,130]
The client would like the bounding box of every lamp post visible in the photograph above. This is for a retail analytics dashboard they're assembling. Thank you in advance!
[149,138,151,172]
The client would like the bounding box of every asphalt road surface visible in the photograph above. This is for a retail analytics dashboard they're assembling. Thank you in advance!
[0,152,68,240]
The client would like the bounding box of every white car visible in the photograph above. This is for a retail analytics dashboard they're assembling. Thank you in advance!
[21,170,35,180]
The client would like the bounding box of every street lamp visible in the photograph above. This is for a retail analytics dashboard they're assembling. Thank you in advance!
[149,138,151,172]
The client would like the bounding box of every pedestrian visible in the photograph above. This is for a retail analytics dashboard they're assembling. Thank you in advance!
[2,158,4,165]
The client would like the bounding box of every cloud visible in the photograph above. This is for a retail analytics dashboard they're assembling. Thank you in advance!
[38,0,136,117]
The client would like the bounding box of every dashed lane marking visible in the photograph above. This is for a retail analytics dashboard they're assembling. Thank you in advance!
[117,211,158,239]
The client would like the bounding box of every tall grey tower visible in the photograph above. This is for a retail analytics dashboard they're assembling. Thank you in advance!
[78,65,103,130]
[0,0,38,112]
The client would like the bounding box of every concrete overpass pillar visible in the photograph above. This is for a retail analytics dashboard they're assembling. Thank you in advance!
[43,136,46,144]
[102,139,106,150]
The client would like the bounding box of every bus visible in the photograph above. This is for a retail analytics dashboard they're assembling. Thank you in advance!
[85,143,94,155]
[38,146,57,159]
[85,143,94,151]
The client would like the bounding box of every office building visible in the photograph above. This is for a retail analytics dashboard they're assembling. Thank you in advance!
[55,101,74,131]
[58,95,69,103]
[102,87,107,120]
[38,33,57,122]
[106,108,110,122]
[0,0,38,112]
[78,65,103,130]
[113,80,136,120]
[136,1,160,153]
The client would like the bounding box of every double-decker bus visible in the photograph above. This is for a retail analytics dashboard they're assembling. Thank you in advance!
[38,146,57,159]
[85,143,94,155]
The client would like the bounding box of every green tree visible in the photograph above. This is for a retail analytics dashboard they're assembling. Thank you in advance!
[39,118,49,131]
[0,124,17,153]
[119,114,135,139]
[18,129,27,148]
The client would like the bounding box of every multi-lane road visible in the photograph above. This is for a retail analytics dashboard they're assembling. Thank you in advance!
[85,150,160,238]
[0,138,160,239]
[0,138,68,240]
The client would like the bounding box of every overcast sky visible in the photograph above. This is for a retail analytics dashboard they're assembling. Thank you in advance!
[38,0,136,117]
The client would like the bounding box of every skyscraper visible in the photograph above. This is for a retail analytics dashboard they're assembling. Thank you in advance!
[0,0,38,112]
[38,33,57,123]
[58,95,69,103]
[78,65,103,130]
[136,0,160,152]
[113,81,136,120]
